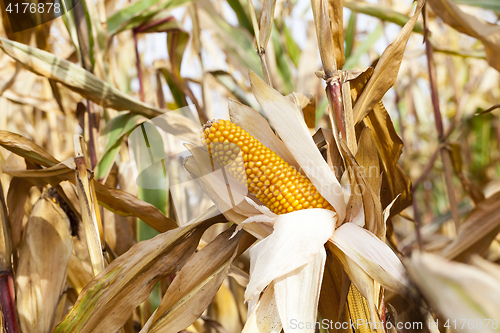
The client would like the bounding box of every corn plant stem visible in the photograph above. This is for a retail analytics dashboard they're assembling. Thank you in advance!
[258,50,273,87]
[86,100,98,169]
[0,272,19,333]
[326,78,346,140]
[0,181,18,333]
[410,189,424,251]
[423,9,460,231]
[413,144,442,190]
[133,30,146,102]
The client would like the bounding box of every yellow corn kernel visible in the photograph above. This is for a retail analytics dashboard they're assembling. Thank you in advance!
[202,119,335,215]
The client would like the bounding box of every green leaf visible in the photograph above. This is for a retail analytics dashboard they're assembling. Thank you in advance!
[344,0,423,34]
[343,24,383,70]
[282,22,301,67]
[345,11,356,59]
[95,113,148,182]
[227,0,254,34]
[209,70,261,111]
[107,0,193,35]
[199,0,262,75]
[271,28,293,95]
[452,0,500,12]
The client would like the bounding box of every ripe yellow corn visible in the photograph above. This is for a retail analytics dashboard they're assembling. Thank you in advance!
[202,119,335,215]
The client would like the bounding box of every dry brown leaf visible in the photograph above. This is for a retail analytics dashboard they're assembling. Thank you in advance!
[312,0,337,75]
[6,177,32,250]
[318,241,350,329]
[327,0,345,69]
[53,217,218,333]
[428,0,500,71]
[0,130,59,167]
[143,228,254,333]
[16,194,72,333]
[363,103,412,215]
[340,140,383,239]
[441,191,500,261]
[352,0,424,123]
[0,130,179,233]
[74,136,106,276]
[313,128,344,181]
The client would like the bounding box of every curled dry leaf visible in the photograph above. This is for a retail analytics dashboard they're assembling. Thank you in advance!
[16,195,72,333]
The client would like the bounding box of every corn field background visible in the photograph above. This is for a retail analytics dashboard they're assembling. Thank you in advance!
[0,0,500,332]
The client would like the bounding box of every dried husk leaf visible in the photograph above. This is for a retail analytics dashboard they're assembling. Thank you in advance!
[245,209,336,302]
[143,227,252,333]
[6,177,31,250]
[274,250,326,333]
[312,129,343,181]
[352,0,424,124]
[355,128,381,198]
[441,191,500,261]
[16,195,72,333]
[53,217,217,333]
[242,283,282,333]
[249,71,346,221]
[330,223,411,297]
[428,0,500,71]
[0,179,11,271]
[406,252,500,331]
[469,255,500,283]
[67,253,93,294]
[287,93,316,129]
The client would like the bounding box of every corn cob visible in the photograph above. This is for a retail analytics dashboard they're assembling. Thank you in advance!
[202,119,335,215]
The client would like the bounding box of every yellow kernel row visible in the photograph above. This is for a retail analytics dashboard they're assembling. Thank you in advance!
[202,119,335,215]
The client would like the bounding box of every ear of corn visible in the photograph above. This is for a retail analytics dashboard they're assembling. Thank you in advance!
[202,119,335,215]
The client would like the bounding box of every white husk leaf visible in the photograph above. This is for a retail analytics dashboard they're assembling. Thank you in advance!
[331,223,410,296]
[245,209,336,302]
[249,71,346,222]
[242,284,282,333]
[275,250,326,333]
